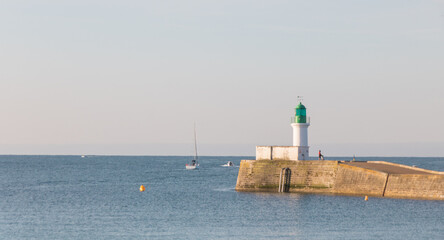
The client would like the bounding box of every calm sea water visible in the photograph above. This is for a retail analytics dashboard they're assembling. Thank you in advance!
[1,155,443,239]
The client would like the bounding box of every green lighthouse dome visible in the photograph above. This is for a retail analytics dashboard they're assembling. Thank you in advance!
[295,103,307,123]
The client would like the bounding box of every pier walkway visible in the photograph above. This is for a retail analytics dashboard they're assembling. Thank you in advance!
[342,162,436,175]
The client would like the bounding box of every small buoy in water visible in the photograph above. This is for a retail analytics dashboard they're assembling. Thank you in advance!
[140,185,145,192]
[364,195,368,201]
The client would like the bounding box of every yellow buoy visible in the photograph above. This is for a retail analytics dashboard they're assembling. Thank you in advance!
[364,195,368,201]
[140,185,145,192]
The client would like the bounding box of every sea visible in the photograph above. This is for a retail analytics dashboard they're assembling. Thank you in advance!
[1,155,443,240]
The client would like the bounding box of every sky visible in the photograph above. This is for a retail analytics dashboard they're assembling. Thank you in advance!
[1,0,443,156]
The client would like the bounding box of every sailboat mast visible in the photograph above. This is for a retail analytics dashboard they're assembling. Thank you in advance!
[194,123,198,160]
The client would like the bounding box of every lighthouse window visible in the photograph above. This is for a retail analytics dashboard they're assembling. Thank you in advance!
[296,109,306,116]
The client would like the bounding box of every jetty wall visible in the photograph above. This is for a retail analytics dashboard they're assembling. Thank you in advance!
[333,164,388,196]
[236,160,338,192]
[235,159,444,200]
[384,174,444,199]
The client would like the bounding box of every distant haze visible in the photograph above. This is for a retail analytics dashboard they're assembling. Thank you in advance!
[1,1,443,156]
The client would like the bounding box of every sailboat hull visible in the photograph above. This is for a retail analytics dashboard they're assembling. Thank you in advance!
[186,164,199,170]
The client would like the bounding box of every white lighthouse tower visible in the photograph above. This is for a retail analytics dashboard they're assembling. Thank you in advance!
[291,102,310,160]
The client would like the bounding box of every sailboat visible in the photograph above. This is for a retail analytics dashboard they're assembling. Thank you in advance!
[185,124,199,170]
[222,161,234,167]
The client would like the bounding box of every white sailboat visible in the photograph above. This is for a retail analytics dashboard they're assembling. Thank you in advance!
[222,161,234,167]
[186,125,199,170]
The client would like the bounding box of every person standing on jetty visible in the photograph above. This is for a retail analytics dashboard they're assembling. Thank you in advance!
[318,150,324,160]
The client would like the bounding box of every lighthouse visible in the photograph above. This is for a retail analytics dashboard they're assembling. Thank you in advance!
[291,102,310,160]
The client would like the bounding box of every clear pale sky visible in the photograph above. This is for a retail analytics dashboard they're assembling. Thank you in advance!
[1,0,443,156]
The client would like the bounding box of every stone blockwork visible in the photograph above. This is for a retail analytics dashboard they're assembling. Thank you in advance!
[236,159,444,200]
[236,160,338,192]
[333,164,388,196]
[384,174,444,199]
